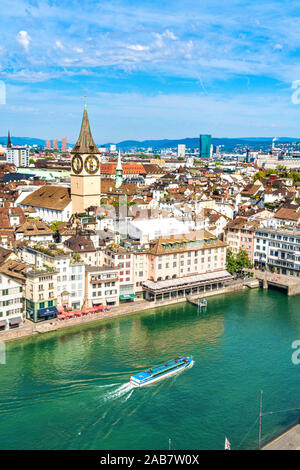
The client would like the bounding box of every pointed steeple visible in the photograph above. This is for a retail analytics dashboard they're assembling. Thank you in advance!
[115,149,123,189]
[71,106,100,154]
[116,149,122,170]
[7,130,11,148]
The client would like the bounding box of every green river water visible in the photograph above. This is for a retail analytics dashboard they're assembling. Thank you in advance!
[1,288,300,450]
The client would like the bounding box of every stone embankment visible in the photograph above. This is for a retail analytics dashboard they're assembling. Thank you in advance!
[0,279,258,343]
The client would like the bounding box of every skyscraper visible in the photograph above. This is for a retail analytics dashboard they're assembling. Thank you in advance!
[177,144,186,158]
[46,140,51,150]
[199,134,211,158]
[53,139,58,150]
[61,137,67,153]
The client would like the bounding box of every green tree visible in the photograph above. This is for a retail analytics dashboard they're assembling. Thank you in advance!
[226,249,236,274]
[226,248,253,274]
[235,249,253,272]
[253,170,265,182]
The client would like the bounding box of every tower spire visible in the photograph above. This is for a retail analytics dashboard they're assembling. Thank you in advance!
[71,105,100,154]
[115,149,123,188]
[7,130,11,148]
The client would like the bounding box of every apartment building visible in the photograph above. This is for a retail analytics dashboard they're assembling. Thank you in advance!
[133,250,149,299]
[84,266,119,307]
[25,268,58,322]
[105,245,135,301]
[225,218,259,262]
[254,227,300,276]
[21,244,85,310]
[0,272,23,330]
[6,147,29,167]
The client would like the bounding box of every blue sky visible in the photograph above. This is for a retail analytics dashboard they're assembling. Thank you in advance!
[1,0,300,143]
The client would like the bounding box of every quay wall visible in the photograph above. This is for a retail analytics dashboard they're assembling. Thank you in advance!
[0,281,256,343]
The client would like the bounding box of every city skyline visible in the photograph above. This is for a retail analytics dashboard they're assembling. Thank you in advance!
[2,0,300,141]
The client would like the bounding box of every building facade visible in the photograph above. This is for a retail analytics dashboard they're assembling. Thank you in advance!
[6,147,29,167]
[85,266,119,307]
[254,227,300,276]
[199,135,212,158]
[0,272,23,331]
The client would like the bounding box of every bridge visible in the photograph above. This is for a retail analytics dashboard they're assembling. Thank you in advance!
[252,270,300,296]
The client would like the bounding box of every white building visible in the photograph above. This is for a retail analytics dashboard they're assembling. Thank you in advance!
[21,245,85,310]
[177,144,186,158]
[85,266,119,307]
[0,272,23,331]
[6,147,29,167]
[127,218,191,243]
[254,227,300,276]
[18,186,72,223]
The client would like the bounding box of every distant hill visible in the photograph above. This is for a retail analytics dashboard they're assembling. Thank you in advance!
[102,137,300,151]
[0,136,299,151]
[0,136,47,147]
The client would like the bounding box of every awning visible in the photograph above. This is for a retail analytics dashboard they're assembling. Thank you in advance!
[120,294,136,300]
[0,320,7,327]
[37,306,58,317]
[9,318,21,325]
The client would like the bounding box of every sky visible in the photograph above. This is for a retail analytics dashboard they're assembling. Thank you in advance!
[1,0,300,143]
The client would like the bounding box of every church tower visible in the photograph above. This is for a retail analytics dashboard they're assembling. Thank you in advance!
[7,130,11,148]
[71,105,101,214]
[115,149,123,189]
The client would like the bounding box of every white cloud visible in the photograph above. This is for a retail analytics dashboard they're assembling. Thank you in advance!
[16,30,31,51]
[74,47,83,53]
[55,40,64,50]
[127,44,149,51]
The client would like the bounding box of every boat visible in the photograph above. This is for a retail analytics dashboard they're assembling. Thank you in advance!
[130,356,193,387]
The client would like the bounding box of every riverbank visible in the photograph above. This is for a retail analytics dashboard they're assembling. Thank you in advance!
[0,280,258,343]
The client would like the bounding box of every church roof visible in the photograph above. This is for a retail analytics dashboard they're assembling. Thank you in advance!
[71,106,100,155]
[20,186,71,211]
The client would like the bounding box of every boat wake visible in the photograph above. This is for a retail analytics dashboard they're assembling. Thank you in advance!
[102,382,135,403]
[96,383,120,389]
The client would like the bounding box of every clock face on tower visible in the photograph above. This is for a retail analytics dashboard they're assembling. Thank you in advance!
[84,155,100,174]
[71,154,83,174]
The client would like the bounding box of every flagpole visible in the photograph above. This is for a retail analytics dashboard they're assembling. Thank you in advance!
[259,390,263,449]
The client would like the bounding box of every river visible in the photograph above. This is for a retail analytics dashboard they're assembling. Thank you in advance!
[1,288,300,450]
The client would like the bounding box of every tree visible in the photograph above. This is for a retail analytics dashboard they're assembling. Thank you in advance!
[226,249,236,274]
[235,249,253,272]
[253,170,265,182]
[226,248,253,275]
